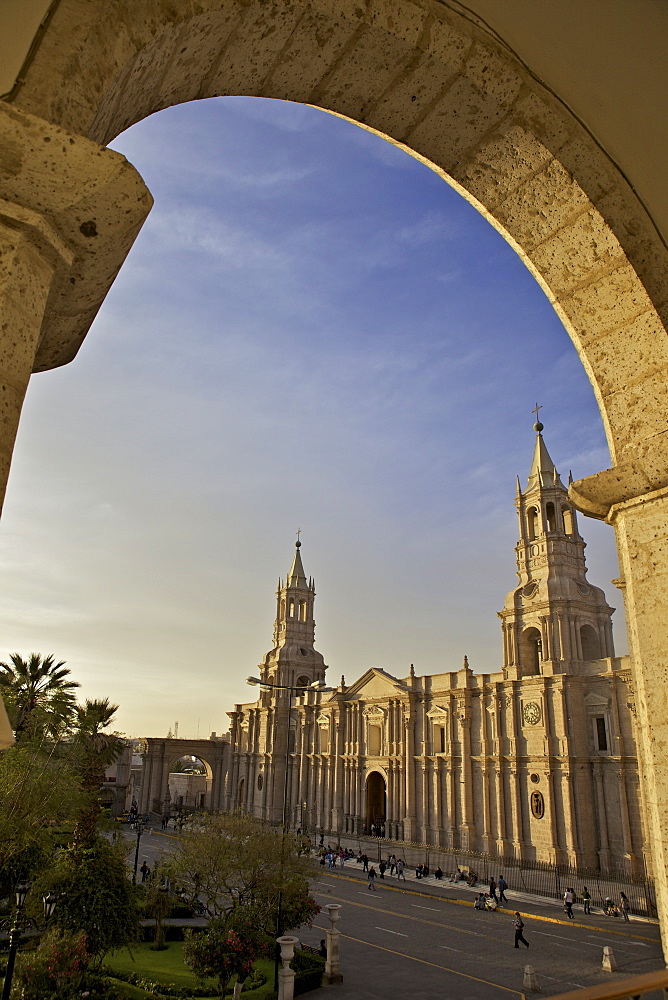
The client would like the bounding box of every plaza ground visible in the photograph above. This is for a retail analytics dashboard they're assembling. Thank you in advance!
[128,827,664,999]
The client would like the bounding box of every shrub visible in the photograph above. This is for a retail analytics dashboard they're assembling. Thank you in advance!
[15,929,89,999]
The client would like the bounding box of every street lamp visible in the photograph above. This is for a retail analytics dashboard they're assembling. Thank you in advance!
[246,675,333,990]
[132,818,145,885]
[42,892,57,922]
[1,883,30,1000]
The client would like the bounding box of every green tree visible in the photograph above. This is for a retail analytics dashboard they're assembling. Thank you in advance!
[70,698,123,848]
[165,813,318,933]
[35,837,139,967]
[0,653,79,740]
[0,739,81,895]
[184,909,269,999]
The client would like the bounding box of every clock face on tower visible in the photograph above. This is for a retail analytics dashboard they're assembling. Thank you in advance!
[523,701,542,726]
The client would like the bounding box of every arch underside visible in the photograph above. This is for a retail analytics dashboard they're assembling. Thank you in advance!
[8,0,668,501]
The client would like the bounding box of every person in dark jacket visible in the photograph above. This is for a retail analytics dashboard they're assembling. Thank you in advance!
[513,912,529,948]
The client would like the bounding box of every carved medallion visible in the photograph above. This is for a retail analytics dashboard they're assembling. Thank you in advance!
[530,791,545,819]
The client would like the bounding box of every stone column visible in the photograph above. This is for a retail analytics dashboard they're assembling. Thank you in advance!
[481,763,494,853]
[323,904,343,984]
[557,613,570,661]
[459,714,475,849]
[570,477,668,949]
[403,715,417,841]
[0,104,151,512]
[495,767,508,854]
[276,935,299,1000]
[331,718,344,833]
[592,762,611,870]
[0,216,72,511]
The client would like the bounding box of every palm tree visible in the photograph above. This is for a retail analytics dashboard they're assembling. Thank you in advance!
[0,653,79,740]
[71,698,122,847]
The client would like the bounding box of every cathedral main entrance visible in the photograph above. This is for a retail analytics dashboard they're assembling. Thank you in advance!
[365,772,386,836]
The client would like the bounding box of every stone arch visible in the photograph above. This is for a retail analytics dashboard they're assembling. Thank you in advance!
[167,753,214,812]
[139,738,225,817]
[3,0,668,949]
[580,623,601,661]
[7,0,668,494]
[520,626,542,675]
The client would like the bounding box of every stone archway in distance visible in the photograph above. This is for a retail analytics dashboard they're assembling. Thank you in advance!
[2,0,668,957]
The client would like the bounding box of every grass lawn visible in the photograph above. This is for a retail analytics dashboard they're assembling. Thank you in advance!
[107,942,215,990]
[106,944,275,999]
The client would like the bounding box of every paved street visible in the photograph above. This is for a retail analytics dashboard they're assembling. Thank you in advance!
[122,828,665,999]
[300,867,664,1000]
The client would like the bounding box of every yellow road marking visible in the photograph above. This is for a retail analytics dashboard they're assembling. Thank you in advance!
[322,872,658,943]
[312,922,524,996]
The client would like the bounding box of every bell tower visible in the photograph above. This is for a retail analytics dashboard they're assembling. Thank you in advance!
[258,537,327,689]
[499,417,615,678]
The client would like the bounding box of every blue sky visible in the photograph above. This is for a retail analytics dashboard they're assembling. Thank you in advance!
[0,97,624,737]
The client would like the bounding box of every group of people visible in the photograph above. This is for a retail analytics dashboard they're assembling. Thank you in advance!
[562,887,631,920]
[318,846,356,868]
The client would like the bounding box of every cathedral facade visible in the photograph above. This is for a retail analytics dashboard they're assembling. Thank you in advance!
[141,427,648,875]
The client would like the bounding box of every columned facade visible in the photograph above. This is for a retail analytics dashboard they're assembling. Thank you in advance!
[222,430,648,874]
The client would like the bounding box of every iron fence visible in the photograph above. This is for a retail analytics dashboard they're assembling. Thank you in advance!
[332,833,656,919]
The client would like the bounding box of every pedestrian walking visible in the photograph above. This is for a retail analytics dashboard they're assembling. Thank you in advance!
[581,886,591,914]
[498,875,508,903]
[379,860,386,879]
[489,877,498,903]
[362,853,369,872]
[389,854,397,875]
[140,861,150,883]
[396,858,406,880]
[563,888,575,919]
[368,866,377,891]
[620,892,630,922]
[513,912,529,948]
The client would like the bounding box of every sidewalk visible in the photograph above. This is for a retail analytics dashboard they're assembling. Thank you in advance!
[316,859,658,931]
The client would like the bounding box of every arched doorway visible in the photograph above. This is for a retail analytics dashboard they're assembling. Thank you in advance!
[366,772,387,836]
[168,755,213,813]
[520,627,542,676]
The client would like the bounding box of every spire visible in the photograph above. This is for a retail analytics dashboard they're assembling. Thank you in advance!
[286,535,307,587]
[527,416,563,489]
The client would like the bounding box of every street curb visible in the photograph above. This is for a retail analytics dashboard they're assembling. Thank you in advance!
[321,870,657,943]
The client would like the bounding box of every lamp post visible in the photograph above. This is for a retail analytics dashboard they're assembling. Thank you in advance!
[246,675,332,991]
[1,883,29,1000]
[132,818,145,885]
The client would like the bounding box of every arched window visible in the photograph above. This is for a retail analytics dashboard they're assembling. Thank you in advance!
[527,507,539,540]
[580,624,600,660]
[520,627,542,675]
[289,598,295,618]
[562,506,574,534]
[545,502,556,532]
[296,675,309,688]
[299,600,307,621]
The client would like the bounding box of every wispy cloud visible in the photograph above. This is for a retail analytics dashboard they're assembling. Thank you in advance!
[0,97,624,738]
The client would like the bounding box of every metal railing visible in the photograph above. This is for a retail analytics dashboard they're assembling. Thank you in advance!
[544,968,668,1000]
[331,832,657,918]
